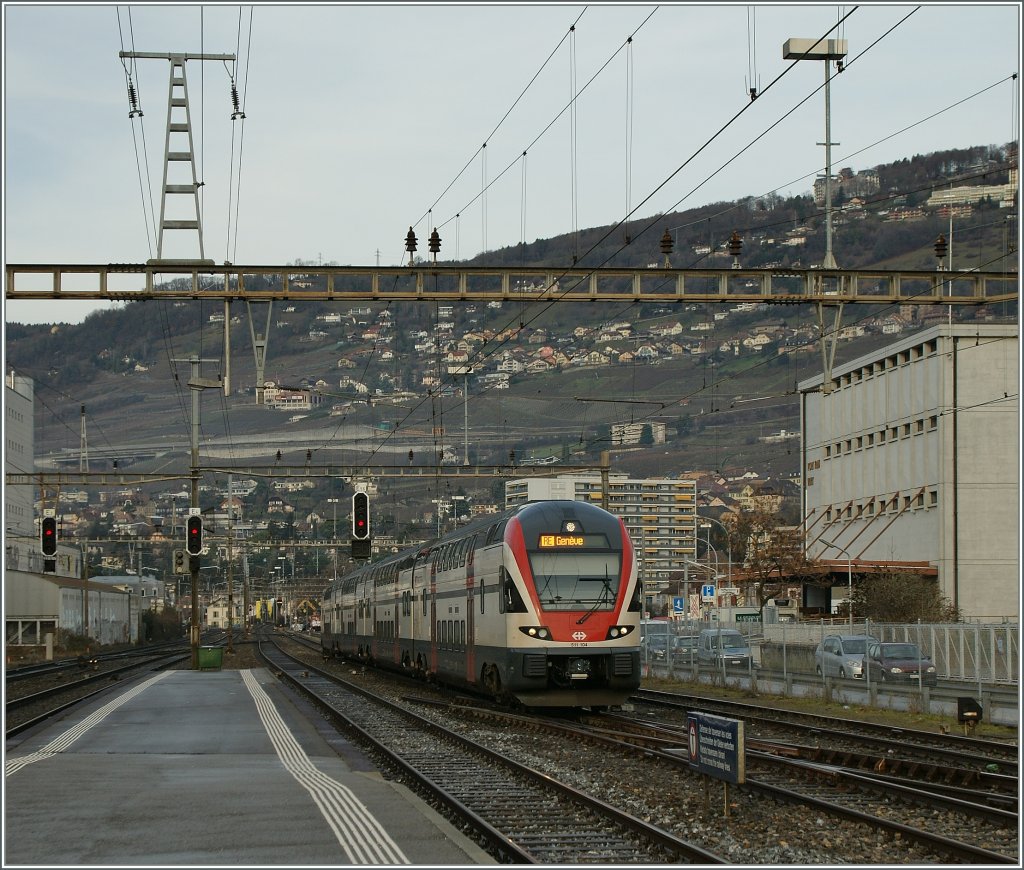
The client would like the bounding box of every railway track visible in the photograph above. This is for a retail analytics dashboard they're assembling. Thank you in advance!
[278,633,1017,863]
[5,647,192,738]
[259,634,726,864]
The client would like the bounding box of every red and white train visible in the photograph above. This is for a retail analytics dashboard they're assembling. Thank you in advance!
[321,499,642,708]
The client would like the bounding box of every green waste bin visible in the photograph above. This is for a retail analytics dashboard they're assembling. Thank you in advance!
[198,646,223,671]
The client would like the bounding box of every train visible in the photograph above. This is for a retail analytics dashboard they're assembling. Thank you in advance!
[321,499,642,708]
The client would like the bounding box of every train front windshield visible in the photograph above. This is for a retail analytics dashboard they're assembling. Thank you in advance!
[530,552,622,611]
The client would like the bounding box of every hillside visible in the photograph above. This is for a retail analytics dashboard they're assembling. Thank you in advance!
[5,143,1018,508]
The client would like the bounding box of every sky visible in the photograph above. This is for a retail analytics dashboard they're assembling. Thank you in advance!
[3,2,1021,325]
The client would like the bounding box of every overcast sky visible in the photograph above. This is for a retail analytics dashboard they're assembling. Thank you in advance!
[4,2,1020,325]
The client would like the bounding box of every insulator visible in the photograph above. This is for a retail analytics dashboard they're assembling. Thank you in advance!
[660,229,673,256]
[230,81,246,120]
[934,234,948,260]
[127,80,143,118]
[428,228,441,256]
[728,230,743,258]
[405,227,418,252]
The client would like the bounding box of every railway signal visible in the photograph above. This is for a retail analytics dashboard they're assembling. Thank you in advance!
[186,515,203,556]
[40,515,58,556]
[352,492,370,540]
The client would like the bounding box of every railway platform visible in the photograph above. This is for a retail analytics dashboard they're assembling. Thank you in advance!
[4,667,494,865]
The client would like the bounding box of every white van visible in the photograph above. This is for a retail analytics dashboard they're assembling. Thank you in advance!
[697,628,753,668]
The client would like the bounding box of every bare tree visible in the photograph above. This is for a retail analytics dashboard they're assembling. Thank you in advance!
[729,509,823,618]
[848,571,960,623]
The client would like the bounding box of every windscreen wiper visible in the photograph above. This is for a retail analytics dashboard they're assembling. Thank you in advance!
[576,573,612,624]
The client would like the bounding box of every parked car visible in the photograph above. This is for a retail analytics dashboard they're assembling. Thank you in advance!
[670,635,699,659]
[642,635,670,659]
[864,641,938,686]
[697,628,753,668]
[814,634,877,679]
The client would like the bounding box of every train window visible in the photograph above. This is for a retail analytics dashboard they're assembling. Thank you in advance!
[529,552,622,612]
[484,523,498,544]
[501,568,528,613]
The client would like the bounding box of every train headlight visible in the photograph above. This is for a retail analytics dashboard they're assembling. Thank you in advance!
[519,626,551,640]
[606,625,635,639]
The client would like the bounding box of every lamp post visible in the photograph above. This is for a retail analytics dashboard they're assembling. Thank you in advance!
[327,497,340,581]
[818,538,853,632]
[699,517,733,590]
[783,36,848,269]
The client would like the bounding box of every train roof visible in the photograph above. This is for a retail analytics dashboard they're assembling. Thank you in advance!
[323,499,623,595]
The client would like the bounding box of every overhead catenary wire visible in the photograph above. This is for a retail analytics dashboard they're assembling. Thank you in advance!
[408,7,588,255]
[371,5,998,456]
[430,8,659,245]
[116,6,158,258]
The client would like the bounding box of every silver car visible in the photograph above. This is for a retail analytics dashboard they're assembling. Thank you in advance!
[814,634,876,679]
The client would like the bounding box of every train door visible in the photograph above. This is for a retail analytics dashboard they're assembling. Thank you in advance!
[393,582,401,664]
[465,536,477,685]
[429,551,438,676]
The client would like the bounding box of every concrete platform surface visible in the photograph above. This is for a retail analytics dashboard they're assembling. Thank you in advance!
[4,668,494,866]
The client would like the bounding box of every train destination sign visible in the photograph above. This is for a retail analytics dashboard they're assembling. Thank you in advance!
[539,534,584,548]
[537,533,608,549]
[687,712,745,784]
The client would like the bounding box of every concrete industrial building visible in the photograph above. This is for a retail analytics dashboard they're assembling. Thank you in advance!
[799,323,1018,621]
[505,475,698,582]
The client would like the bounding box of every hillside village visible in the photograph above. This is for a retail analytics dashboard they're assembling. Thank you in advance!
[39,461,798,582]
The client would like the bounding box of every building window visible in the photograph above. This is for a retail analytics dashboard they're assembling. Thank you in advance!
[916,493,924,508]
[902,424,912,438]
[889,426,898,440]
[928,415,938,430]
[929,490,938,507]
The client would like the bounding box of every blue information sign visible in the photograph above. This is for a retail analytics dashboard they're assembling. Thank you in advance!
[701,584,716,600]
[687,712,745,784]
[673,596,686,613]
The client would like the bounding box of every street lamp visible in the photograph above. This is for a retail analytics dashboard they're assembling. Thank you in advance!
[818,537,853,632]
[783,36,848,269]
[699,517,733,589]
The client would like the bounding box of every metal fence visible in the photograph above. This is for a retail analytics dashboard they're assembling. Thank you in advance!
[640,616,1019,684]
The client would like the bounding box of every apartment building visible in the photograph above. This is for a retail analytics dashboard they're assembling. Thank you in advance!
[505,475,697,581]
